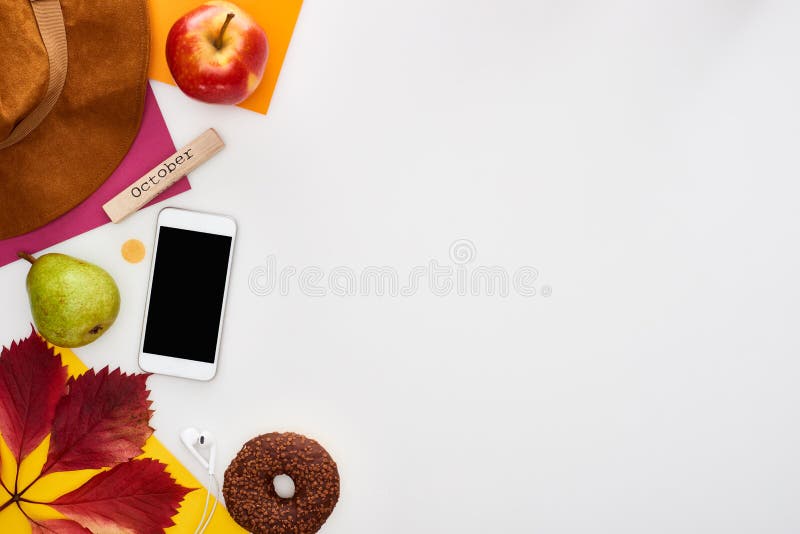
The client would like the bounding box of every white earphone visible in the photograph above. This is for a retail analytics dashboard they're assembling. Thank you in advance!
[180,428,216,474]
[181,428,219,534]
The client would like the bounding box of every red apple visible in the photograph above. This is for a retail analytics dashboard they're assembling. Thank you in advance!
[166,1,268,105]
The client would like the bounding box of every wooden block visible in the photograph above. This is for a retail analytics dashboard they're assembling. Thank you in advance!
[103,128,225,223]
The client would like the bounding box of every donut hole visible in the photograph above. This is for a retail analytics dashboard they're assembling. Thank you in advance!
[272,474,295,499]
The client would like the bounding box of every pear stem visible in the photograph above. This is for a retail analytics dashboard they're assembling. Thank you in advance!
[214,13,235,50]
[17,252,36,265]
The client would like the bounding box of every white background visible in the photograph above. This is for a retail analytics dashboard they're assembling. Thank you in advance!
[2,1,800,532]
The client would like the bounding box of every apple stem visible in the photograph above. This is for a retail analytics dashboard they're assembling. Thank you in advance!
[214,13,236,50]
[17,252,36,265]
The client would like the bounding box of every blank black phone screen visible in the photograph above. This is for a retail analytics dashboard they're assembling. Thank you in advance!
[143,226,232,363]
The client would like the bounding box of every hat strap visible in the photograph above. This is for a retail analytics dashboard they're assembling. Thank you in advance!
[0,0,68,151]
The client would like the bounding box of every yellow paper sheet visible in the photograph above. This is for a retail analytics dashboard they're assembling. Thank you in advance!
[0,346,244,533]
[148,0,303,114]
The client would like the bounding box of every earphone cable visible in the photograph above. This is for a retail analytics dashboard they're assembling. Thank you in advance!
[197,474,219,534]
[194,473,214,534]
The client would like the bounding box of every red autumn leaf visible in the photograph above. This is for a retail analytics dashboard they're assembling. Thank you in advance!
[0,330,193,532]
[42,367,154,474]
[49,458,192,533]
[0,328,67,461]
[29,519,91,533]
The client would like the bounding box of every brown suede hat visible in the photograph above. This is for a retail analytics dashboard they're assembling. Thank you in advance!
[0,0,149,240]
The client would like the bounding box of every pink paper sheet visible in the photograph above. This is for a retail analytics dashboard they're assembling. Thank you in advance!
[0,84,190,268]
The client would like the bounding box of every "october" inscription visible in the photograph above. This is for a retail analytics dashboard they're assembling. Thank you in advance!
[130,149,194,198]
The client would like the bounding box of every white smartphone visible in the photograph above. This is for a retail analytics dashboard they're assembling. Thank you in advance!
[139,208,236,380]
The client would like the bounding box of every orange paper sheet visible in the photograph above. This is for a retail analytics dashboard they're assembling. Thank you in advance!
[148,0,303,114]
[0,346,245,533]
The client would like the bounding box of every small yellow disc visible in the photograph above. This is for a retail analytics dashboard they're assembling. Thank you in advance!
[121,238,146,264]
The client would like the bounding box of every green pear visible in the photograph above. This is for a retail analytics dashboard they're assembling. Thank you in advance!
[18,252,120,347]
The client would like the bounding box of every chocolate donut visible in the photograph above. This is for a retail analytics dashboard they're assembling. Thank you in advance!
[223,432,340,534]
